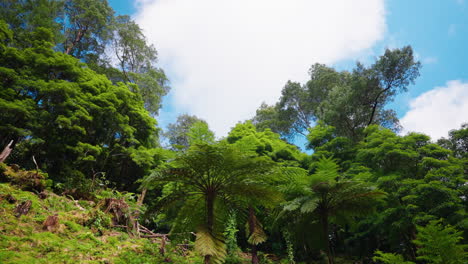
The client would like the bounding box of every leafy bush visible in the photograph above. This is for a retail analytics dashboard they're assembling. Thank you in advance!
[86,209,112,231]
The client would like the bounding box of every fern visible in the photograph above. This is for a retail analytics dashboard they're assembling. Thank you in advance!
[246,214,267,245]
[195,227,226,263]
[373,250,415,264]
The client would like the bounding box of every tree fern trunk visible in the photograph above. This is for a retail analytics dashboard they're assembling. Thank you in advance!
[204,191,215,264]
[204,255,211,264]
[321,213,333,264]
[249,207,259,264]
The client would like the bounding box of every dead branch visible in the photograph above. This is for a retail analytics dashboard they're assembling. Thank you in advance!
[0,140,13,163]
[140,234,168,238]
[32,155,39,175]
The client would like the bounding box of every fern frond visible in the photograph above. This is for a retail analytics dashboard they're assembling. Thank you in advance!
[246,215,267,245]
[195,226,226,261]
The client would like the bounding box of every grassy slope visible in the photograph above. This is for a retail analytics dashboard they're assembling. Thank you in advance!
[0,182,202,264]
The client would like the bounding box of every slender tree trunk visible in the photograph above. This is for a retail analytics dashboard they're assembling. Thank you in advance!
[408,228,418,261]
[248,206,259,264]
[320,213,333,264]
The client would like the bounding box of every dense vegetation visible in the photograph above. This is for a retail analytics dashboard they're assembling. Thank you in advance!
[0,1,466,263]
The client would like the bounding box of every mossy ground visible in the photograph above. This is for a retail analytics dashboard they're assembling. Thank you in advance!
[0,183,202,263]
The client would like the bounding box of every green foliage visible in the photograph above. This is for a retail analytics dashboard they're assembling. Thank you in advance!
[344,126,468,260]
[0,25,160,192]
[373,251,415,264]
[111,15,169,115]
[0,3,466,263]
[224,212,240,254]
[86,208,112,230]
[144,143,278,263]
[0,165,49,192]
[227,121,306,166]
[0,0,64,47]
[280,158,385,263]
[164,114,210,150]
[62,0,113,60]
[283,231,296,264]
[413,219,467,264]
[439,123,468,158]
[187,121,216,146]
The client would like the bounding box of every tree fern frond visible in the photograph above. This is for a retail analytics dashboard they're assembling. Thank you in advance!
[246,214,267,245]
[300,197,319,213]
[195,226,226,261]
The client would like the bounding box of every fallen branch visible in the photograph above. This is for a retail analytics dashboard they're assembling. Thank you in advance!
[140,234,168,238]
[73,200,85,211]
[139,224,157,235]
[177,244,194,247]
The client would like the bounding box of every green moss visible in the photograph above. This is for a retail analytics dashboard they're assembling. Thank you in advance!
[63,220,82,232]
[0,182,205,264]
[1,165,48,192]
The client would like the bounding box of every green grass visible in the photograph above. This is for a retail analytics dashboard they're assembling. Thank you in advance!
[0,182,202,263]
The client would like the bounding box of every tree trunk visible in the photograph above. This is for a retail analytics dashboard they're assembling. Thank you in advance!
[65,28,86,55]
[408,227,418,261]
[249,206,259,264]
[204,191,215,264]
[321,213,333,264]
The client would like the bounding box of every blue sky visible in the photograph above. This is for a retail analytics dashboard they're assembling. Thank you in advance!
[109,0,468,144]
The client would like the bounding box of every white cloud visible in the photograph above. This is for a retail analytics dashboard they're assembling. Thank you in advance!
[448,24,457,36]
[415,52,438,66]
[136,0,386,136]
[400,80,468,140]
[422,56,438,65]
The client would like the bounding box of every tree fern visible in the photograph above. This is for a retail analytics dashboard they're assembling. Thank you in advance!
[143,143,277,263]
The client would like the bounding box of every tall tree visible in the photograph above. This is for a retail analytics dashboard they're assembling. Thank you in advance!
[253,47,421,141]
[164,114,210,150]
[111,15,169,115]
[0,24,159,193]
[253,64,340,138]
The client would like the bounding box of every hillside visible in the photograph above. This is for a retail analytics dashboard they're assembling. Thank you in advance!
[0,164,202,264]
